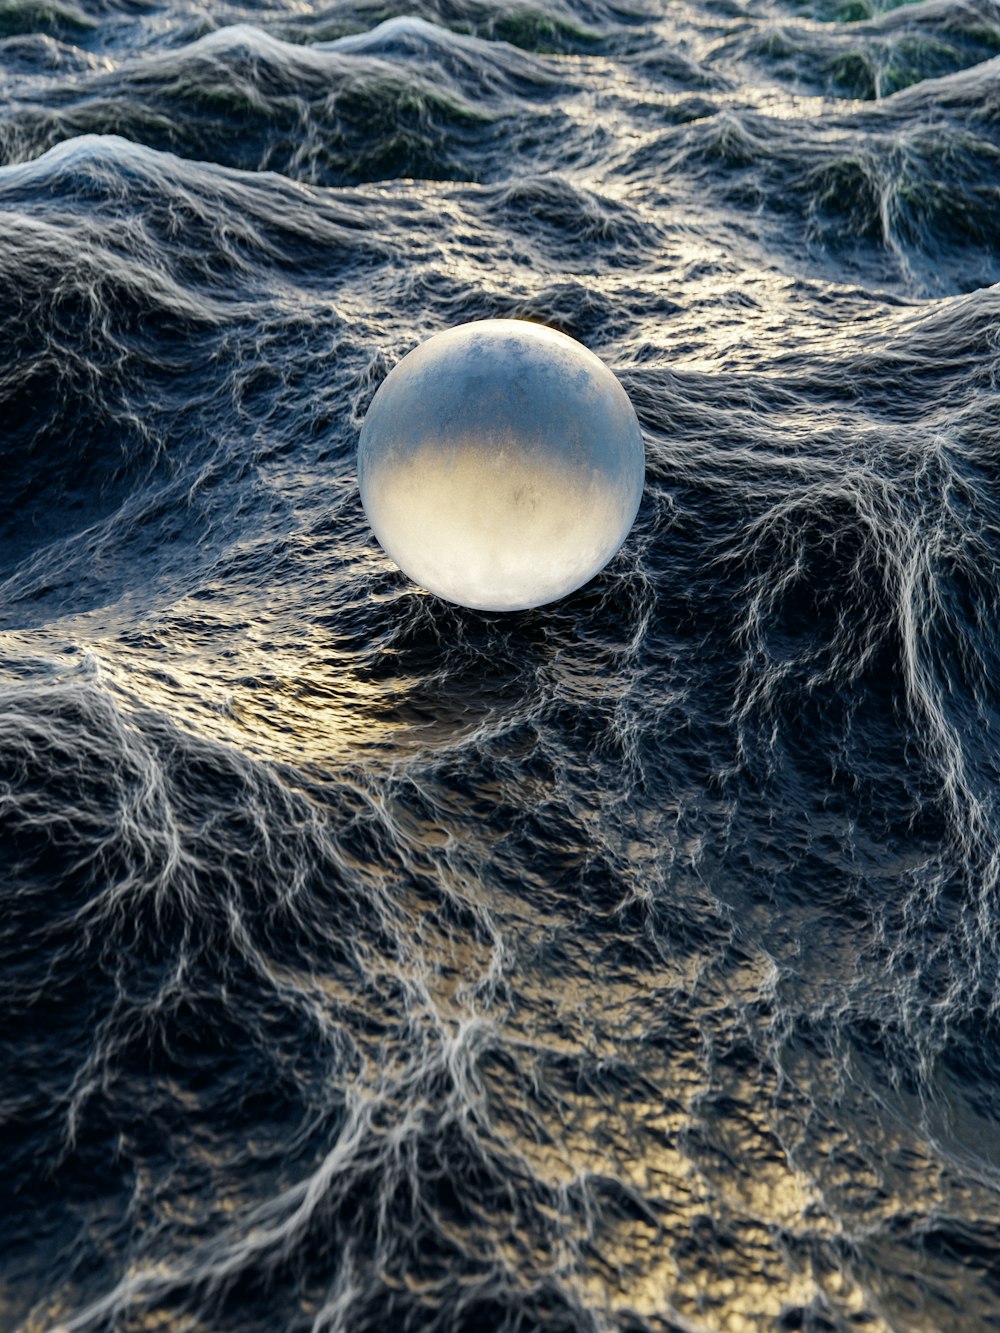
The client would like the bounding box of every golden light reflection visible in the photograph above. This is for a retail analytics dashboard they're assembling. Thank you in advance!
[0,591,491,770]
[1,613,989,1331]
[474,924,947,1333]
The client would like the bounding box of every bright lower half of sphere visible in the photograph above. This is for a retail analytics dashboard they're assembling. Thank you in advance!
[357,319,645,612]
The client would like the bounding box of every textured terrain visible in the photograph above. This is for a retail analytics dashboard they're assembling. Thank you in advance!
[3,0,1000,1327]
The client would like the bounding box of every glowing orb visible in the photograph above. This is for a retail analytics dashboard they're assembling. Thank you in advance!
[357,319,644,611]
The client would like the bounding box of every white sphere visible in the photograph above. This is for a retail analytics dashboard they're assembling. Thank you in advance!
[357,319,645,612]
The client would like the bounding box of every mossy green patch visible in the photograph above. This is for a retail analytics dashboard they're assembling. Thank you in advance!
[489,10,599,52]
[0,0,95,37]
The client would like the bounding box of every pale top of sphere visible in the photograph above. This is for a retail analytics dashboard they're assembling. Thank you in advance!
[357,319,645,612]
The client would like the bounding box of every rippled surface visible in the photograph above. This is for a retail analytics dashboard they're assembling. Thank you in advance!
[3,0,1000,1326]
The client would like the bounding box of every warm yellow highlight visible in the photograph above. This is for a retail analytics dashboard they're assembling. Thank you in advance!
[367,443,626,612]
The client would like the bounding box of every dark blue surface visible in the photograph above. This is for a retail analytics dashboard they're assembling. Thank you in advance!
[3,0,1000,1328]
